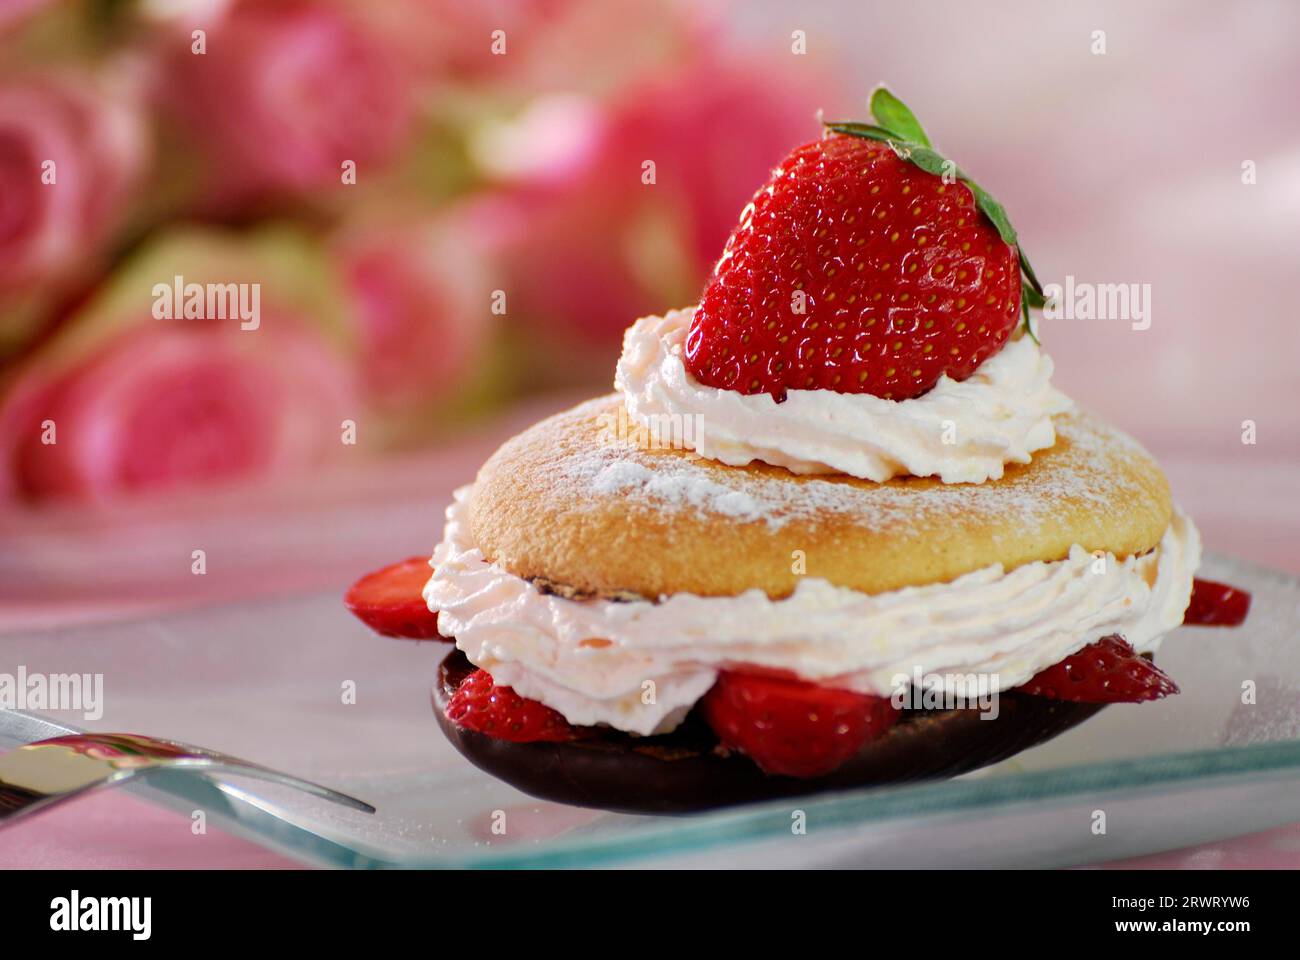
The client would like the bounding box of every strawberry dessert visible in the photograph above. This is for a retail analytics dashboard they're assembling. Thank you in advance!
[347,90,1249,811]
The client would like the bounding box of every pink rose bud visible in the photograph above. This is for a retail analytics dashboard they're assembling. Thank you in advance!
[0,71,147,293]
[161,0,413,199]
[336,218,495,413]
[0,319,357,502]
[0,0,54,35]
[495,58,818,351]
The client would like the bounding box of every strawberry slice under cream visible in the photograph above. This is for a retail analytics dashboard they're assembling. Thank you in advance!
[615,308,1072,484]
[426,486,1201,736]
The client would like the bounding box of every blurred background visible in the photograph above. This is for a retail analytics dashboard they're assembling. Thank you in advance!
[2,0,1298,621]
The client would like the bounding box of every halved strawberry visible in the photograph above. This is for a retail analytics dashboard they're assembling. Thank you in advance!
[1018,635,1178,703]
[1185,578,1251,626]
[684,87,1043,403]
[699,670,897,778]
[445,669,581,743]
[344,556,443,639]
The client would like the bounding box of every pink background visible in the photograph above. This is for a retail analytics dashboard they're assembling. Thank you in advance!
[3,1,1299,867]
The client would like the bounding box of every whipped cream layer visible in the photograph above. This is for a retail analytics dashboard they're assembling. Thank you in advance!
[427,485,1200,736]
[615,308,1074,484]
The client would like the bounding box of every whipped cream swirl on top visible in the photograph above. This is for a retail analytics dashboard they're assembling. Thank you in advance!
[428,486,1200,736]
[615,308,1073,484]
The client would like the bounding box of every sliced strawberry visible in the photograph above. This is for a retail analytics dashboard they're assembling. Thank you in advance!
[699,670,897,778]
[445,669,580,743]
[684,87,1041,404]
[1018,635,1178,703]
[344,556,443,640]
[1185,578,1251,627]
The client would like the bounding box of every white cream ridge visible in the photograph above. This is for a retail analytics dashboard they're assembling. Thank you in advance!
[614,308,1074,484]
[427,486,1200,736]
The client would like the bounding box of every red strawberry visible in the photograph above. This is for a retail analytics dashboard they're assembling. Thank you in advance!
[684,87,1040,402]
[445,669,580,743]
[1018,635,1179,703]
[700,670,897,777]
[344,556,444,640]
[1184,578,1251,626]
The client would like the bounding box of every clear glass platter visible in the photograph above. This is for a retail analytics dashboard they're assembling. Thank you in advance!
[3,553,1298,868]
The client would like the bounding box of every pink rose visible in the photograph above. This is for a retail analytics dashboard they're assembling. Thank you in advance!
[0,71,147,293]
[335,217,495,415]
[368,0,713,92]
[366,0,570,85]
[0,0,54,35]
[0,318,357,502]
[161,0,413,199]
[598,61,818,272]
[492,58,820,358]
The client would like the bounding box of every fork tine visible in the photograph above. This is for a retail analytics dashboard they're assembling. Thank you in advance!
[30,732,375,812]
[0,725,374,827]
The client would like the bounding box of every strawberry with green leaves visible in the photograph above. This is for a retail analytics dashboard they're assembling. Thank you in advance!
[685,87,1044,402]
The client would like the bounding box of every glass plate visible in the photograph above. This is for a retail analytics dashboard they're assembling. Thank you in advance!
[4,553,1298,868]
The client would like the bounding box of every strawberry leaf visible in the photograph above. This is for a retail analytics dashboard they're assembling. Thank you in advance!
[822,120,904,143]
[1022,285,1041,345]
[968,182,1018,246]
[1018,249,1044,296]
[897,145,953,179]
[869,87,932,148]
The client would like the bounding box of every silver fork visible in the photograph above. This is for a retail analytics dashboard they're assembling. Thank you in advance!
[0,712,373,827]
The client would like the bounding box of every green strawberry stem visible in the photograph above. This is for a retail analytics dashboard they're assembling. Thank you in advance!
[825,87,1043,342]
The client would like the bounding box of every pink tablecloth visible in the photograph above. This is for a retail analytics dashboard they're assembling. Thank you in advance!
[0,792,302,869]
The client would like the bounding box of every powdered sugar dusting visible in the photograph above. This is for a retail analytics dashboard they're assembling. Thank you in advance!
[559,396,1144,531]
[594,462,764,520]
[591,461,652,494]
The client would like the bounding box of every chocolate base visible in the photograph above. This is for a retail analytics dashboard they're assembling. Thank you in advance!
[432,651,1106,814]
